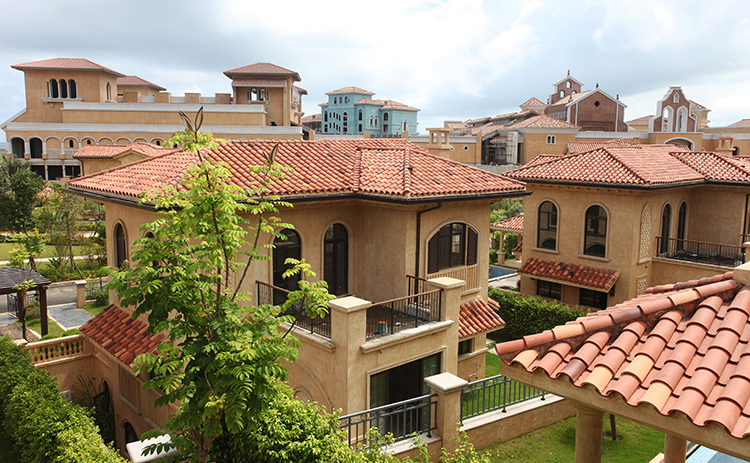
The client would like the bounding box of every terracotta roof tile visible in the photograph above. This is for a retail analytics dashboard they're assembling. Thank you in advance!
[11,58,125,77]
[79,305,164,367]
[518,257,619,291]
[490,214,523,231]
[326,86,375,95]
[519,97,547,108]
[565,139,641,155]
[68,139,526,201]
[116,76,166,91]
[458,298,505,338]
[230,78,287,86]
[728,119,750,128]
[495,270,750,439]
[73,142,178,159]
[626,115,655,126]
[223,63,300,81]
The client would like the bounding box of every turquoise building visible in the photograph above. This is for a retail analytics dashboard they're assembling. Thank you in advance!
[320,87,419,135]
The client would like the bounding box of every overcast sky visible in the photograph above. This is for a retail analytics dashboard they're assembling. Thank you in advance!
[1,0,749,142]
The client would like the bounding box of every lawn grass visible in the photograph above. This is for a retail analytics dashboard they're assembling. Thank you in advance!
[82,301,108,317]
[21,312,65,339]
[485,350,501,376]
[0,243,61,261]
[479,415,664,462]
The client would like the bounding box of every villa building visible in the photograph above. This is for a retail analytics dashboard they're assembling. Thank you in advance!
[320,87,419,136]
[505,143,750,309]
[2,59,311,180]
[54,137,524,453]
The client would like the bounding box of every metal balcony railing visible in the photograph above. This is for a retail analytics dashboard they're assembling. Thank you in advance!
[365,289,442,340]
[460,373,545,421]
[256,281,331,338]
[656,236,745,268]
[339,393,438,450]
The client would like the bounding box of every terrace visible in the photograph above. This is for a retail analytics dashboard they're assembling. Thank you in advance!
[655,236,746,268]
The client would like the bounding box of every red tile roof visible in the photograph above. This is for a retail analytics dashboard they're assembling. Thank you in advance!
[520,97,547,108]
[116,76,166,91]
[508,114,580,130]
[11,58,125,77]
[326,87,375,95]
[728,119,750,128]
[518,257,619,291]
[459,298,505,338]
[491,214,524,232]
[73,142,178,159]
[494,270,750,439]
[690,100,708,110]
[79,305,164,367]
[626,115,655,126]
[504,145,733,187]
[565,139,641,155]
[223,63,300,81]
[67,139,526,202]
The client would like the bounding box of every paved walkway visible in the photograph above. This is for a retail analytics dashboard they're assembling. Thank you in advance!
[0,280,94,333]
[48,302,93,330]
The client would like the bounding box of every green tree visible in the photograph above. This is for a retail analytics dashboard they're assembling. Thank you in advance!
[109,110,332,463]
[11,229,46,270]
[489,199,522,224]
[45,185,86,273]
[0,156,45,232]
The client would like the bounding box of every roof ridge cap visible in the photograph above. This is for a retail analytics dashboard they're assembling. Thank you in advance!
[403,148,412,196]
[352,148,362,192]
[604,148,649,184]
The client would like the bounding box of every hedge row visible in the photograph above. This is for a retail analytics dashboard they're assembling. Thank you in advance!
[488,288,585,343]
[0,336,126,463]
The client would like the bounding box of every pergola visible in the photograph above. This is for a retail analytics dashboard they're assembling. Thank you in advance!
[495,267,750,463]
[490,214,523,264]
[0,267,51,337]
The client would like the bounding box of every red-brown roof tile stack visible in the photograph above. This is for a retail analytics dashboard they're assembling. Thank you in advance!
[73,142,178,159]
[459,298,505,338]
[11,58,125,77]
[79,305,164,367]
[116,76,166,91]
[223,63,300,81]
[519,97,547,108]
[504,144,739,187]
[728,119,750,128]
[566,139,641,155]
[68,139,526,201]
[495,270,750,438]
[491,214,524,232]
[518,257,619,291]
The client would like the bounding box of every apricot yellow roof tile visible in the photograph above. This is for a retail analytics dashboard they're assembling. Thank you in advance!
[458,298,505,338]
[68,139,526,202]
[495,272,750,438]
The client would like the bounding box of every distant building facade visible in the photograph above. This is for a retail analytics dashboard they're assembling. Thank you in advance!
[320,87,419,136]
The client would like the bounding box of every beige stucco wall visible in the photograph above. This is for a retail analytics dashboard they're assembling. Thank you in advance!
[520,132,577,164]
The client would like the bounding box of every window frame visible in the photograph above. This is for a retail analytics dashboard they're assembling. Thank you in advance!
[537,280,562,300]
[427,222,478,274]
[583,205,608,258]
[537,201,558,250]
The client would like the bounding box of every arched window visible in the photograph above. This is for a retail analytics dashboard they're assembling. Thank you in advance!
[10,138,25,158]
[427,223,478,273]
[402,119,408,132]
[59,79,68,99]
[358,109,363,121]
[324,111,328,122]
[660,204,672,254]
[273,229,301,304]
[662,107,673,132]
[383,113,389,122]
[29,138,43,159]
[69,80,77,98]
[49,79,59,98]
[115,223,127,268]
[537,201,558,250]
[259,88,267,101]
[546,135,556,145]
[123,422,138,445]
[68,139,74,148]
[333,97,338,105]
[677,202,687,251]
[324,224,348,296]
[106,83,111,101]
[584,206,607,258]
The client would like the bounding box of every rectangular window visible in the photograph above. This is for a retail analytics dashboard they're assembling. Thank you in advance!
[580,289,608,310]
[458,339,472,356]
[537,280,562,300]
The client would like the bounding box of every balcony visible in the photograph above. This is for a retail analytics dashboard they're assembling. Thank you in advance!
[256,281,331,338]
[656,236,745,268]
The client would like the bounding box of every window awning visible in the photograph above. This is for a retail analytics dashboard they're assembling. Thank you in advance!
[518,256,619,292]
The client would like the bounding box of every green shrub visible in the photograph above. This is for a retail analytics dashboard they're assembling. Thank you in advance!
[489,249,498,265]
[488,288,585,343]
[0,336,126,463]
[90,289,109,306]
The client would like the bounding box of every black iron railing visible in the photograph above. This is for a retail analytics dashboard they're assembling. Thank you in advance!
[366,289,442,340]
[339,393,438,450]
[460,373,545,421]
[85,278,107,299]
[256,281,331,338]
[406,274,430,296]
[6,291,38,318]
[656,236,745,268]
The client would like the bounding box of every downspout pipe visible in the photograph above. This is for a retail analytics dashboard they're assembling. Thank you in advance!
[415,202,442,278]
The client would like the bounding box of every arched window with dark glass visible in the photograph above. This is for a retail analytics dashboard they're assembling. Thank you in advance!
[29,138,43,159]
[427,223,478,274]
[660,204,672,254]
[584,206,607,258]
[123,422,138,445]
[10,138,24,158]
[49,79,59,98]
[59,79,68,98]
[537,201,558,250]
[677,202,687,251]
[69,80,77,98]
[115,223,127,268]
[273,229,302,304]
[324,224,348,296]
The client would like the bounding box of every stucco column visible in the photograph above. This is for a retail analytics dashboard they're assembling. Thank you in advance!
[498,231,506,264]
[744,242,750,263]
[425,372,468,455]
[329,296,371,414]
[571,401,604,463]
[76,280,87,308]
[663,434,687,463]
[427,277,464,375]
[39,286,48,337]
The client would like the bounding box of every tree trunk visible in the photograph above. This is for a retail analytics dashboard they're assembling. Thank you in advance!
[19,288,27,341]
